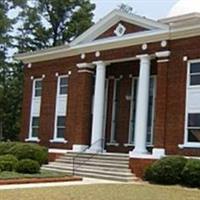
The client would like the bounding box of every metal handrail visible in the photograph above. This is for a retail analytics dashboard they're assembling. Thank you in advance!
[72,138,105,176]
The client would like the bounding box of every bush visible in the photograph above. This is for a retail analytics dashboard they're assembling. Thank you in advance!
[182,159,200,187]
[144,156,187,184]
[0,142,16,155]
[0,142,48,165]
[0,154,18,171]
[16,159,40,174]
[9,143,48,165]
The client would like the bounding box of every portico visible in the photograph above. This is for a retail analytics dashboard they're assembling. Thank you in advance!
[74,51,169,157]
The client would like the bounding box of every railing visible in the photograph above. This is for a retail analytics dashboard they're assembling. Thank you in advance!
[72,138,105,176]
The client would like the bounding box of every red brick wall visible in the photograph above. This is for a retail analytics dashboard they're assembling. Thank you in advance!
[97,21,147,40]
[129,158,157,179]
[20,36,200,156]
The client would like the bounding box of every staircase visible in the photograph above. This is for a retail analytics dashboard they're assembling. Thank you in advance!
[42,152,138,182]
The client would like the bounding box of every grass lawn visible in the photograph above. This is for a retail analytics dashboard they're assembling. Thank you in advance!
[0,170,69,180]
[0,183,199,200]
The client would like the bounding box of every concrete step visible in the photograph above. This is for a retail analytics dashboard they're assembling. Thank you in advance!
[56,156,129,165]
[47,162,132,172]
[43,163,133,177]
[44,152,135,182]
[55,158,129,168]
[61,153,129,161]
[42,167,137,182]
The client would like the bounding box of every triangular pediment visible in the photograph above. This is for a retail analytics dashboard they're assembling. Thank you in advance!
[71,9,168,46]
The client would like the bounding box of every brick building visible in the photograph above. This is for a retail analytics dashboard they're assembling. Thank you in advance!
[16,8,200,177]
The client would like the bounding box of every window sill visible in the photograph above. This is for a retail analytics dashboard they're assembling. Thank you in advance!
[124,143,134,147]
[106,143,119,147]
[25,138,40,142]
[49,139,68,144]
[178,143,200,149]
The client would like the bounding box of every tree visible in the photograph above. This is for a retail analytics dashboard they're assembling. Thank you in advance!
[0,0,95,140]
[15,0,95,52]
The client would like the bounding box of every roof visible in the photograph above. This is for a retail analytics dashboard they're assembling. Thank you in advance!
[15,10,200,64]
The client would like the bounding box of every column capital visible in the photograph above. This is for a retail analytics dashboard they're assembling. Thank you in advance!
[77,63,94,74]
[77,62,94,69]
[155,51,171,58]
[136,54,151,60]
[92,60,106,66]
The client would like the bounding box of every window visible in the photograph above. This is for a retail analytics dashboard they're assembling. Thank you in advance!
[56,116,66,138]
[59,76,68,95]
[189,62,200,86]
[31,117,39,138]
[34,79,42,97]
[187,114,200,143]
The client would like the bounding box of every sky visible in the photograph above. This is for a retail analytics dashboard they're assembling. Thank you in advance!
[91,0,179,21]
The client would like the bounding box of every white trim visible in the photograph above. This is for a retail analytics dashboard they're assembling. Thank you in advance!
[28,78,42,140]
[49,139,68,144]
[183,59,200,147]
[106,143,119,147]
[78,69,94,74]
[155,50,171,58]
[25,138,40,142]
[71,9,168,46]
[48,148,68,153]
[178,143,200,149]
[102,79,109,148]
[52,75,68,141]
[15,23,200,64]
[128,77,137,144]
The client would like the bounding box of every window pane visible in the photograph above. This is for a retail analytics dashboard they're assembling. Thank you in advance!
[32,117,39,126]
[188,129,200,142]
[190,74,200,85]
[32,128,39,138]
[35,80,42,88]
[57,116,65,127]
[35,88,42,97]
[60,77,68,86]
[190,63,200,73]
[57,128,65,138]
[60,86,68,95]
[188,114,200,127]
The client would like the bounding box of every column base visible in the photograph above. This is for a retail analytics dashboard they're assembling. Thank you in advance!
[152,148,165,159]
[87,146,105,153]
[72,144,89,152]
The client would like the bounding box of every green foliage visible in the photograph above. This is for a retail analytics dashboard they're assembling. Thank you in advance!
[16,159,40,174]
[9,143,48,165]
[0,0,95,140]
[0,142,48,165]
[182,159,200,187]
[144,156,187,184]
[0,154,18,171]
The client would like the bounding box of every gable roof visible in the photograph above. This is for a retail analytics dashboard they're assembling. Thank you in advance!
[70,9,169,46]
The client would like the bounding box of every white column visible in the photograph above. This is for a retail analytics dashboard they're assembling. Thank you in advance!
[131,54,151,155]
[89,61,106,152]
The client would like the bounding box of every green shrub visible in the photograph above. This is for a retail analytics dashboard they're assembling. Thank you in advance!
[144,156,187,185]
[16,159,40,174]
[0,142,48,165]
[0,142,16,155]
[9,143,48,165]
[182,159,200,187]
[0,154,18,171]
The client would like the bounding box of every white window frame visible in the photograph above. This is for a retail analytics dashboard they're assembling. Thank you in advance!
[109,78,121,144]
[50,75,68,143]
[27,78,42,142]
[182,59,200,148]
[58,75,68,96]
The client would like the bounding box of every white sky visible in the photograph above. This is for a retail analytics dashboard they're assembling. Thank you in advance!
[91,0,179,21]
